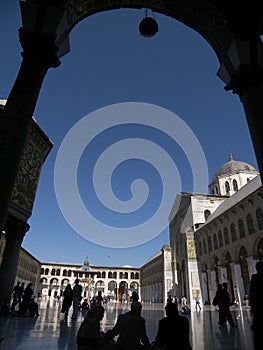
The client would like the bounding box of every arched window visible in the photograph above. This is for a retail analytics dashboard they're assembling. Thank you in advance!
[97,272,101,278]
[124,272,128,279]
[230,223,237,241]
[218,230,223,247]
[119,272,123,279]
[246,214,255,234]
[135,272,139,279]
[256,207,263,230]
[112,272,117,279]
[225,181,230,193]
[51,268,56,276]
[102,271,106,278]
[204,210,211,221]
[233,179,238,191]
[68,270,72,277]
[56,269,61,276]
[238,219,245,238]
[223,227,229,245]
[45,268,49,275]
[108,271,113,278]
[213,233,218,250]
[63,269,67,276]
[131,272,135,279]
[41,268,44,274]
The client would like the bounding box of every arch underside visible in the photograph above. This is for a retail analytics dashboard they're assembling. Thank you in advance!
[65,0,235,62]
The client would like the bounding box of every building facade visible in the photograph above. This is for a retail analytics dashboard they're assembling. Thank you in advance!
[169,156,260,306]
[39,258,140,301]
[195,175,263,306]
[140,245,173,303]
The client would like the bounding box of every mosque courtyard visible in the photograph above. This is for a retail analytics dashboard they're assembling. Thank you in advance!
[0,299,254,350]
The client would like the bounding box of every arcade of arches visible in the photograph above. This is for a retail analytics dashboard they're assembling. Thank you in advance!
[39,263,139,301]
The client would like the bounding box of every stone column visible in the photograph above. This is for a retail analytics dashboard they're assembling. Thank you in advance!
[0,19,63,239]
[246,256,258,280]
[217,39,263,181]
[232,263,245,307]
[0,217,30,302]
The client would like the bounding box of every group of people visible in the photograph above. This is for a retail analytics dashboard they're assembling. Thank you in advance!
[212,282,237,327]
[61,279,105,321]
[76,290,192,350]
[1,281,39,317]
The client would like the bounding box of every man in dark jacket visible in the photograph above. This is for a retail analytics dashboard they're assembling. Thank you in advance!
[106,301,150,350]
[154,302,192,350]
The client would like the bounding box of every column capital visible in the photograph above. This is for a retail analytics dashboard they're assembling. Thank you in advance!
[19,28,61,68]
[217,38,263,96]
[4,217,30,243]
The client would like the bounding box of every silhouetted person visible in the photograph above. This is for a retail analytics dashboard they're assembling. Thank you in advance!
[154,302,192,350]
[61,283,73,320]
[77,305,107,350]
[106,301,150,350]
[72,279,82,319]
[95,291,103,306]
[167,295,173,303]
[20,283,33,315]
[28,297,39,317]
[81,298,89,311]
[10,281,21,312]
[219,282,236,327]
[131,290,139,303]
[249,261,263,350]
[195,295,201,310]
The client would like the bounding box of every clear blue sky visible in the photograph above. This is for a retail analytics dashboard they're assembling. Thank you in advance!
[1,2,258,268]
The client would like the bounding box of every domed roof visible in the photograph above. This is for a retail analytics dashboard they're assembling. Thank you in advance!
[212,156,257,181]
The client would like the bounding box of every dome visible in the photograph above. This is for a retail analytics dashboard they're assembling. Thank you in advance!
[212,159,257,181]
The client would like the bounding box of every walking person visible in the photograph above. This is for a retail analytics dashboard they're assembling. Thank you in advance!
[20,283,33,315]
[195,294,201,311]
[249,261,263,350]
[219,282,236,327]
[10,281,21,312]
[72,279,82,320]
[61,283,73,320]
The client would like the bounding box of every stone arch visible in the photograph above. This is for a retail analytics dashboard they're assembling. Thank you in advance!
[237,245,249,294]
[65,0,235,63]
[253,237,263,260]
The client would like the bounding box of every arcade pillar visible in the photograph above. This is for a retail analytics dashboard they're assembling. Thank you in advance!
[0,217,30,301]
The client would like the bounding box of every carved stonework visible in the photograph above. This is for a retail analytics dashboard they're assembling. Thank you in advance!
[8,119,53,221]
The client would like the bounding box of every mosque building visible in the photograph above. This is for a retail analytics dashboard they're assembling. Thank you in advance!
[168,154,262,307]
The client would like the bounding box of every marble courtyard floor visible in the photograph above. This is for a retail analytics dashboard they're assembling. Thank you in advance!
[0,299,254,350]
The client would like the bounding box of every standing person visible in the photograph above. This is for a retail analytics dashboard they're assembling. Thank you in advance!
[219,282,236,327]
[72,279,82,320]
[195,295,201,311]
[10,281,21,312]
[249,261,263,350]
[167,295,173,304]
[96,291,103,306]
[213,284,223,324]
[154,302,192,350]
[106,301,151,350]
[20,283,33,315]
[131,290,139,303]
[61,283,73,320]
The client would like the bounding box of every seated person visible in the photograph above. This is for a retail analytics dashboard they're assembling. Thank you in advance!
[77,305,107,350]
[106,301,150,350]
[154,302,192,350]
[81,299,89,311]
[28,297,39,317]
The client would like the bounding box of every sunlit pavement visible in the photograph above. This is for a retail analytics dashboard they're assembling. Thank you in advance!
[0,299,254,350]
